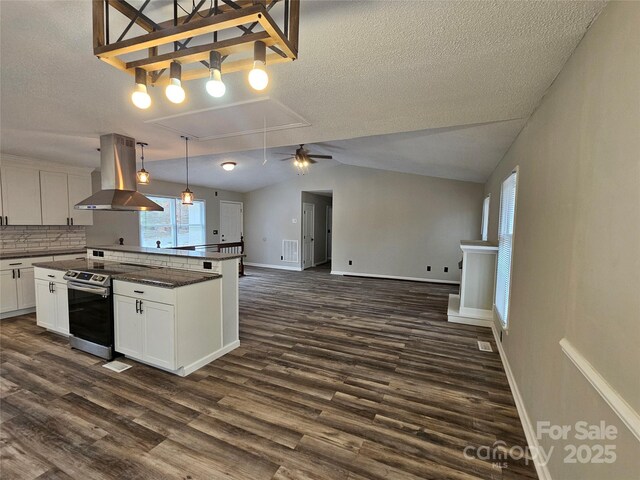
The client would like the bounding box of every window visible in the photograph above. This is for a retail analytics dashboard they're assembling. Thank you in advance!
[481,195,491,241]
[139,196,206,248]
[495,170,518,328]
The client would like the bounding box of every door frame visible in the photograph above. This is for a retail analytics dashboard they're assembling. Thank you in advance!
[219,200,243,243]
[302,202,315,270]
[326,205,332,262]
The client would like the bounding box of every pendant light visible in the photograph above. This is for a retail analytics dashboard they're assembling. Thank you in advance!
[166,62,186,104]
[181,136,194,205]
[131,68,151,109]
[248,41,269,91]
[136,142,150,185]
[206,51,226,98]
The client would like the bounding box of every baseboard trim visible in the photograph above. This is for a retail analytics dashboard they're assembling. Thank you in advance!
[447,294,493,327]
[491,324,552,480]
[244,262,302,272]
[180,340,240,377]
[560,338,640,442]
[331,271,460,285]
[1,307,36,320]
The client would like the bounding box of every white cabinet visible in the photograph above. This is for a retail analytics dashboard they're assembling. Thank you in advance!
[1,264,38,315]
[0,270,19,313]
[34,268,69,335]
[0,165,42,225]
[17,267,36,309]
[114,292,176,370]
[40,171,93,226]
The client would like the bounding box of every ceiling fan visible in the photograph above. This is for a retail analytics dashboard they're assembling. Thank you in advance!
[276,144,333,169]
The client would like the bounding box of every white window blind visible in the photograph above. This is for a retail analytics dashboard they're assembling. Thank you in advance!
[481,195,490,241]
[495,171,518,327]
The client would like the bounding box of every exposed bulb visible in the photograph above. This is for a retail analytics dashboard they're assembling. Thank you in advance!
[248,61,269,91]
[165,78,185,104]
[181,188,194,205]
[131,83,151,109]
[206,69,226,98]
[136,168,150,185]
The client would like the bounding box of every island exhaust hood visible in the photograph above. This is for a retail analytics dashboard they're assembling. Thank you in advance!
[75,133,163,211]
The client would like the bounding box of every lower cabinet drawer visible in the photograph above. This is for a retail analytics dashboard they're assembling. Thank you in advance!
[1,256,53,270]
[34,267,66,282]
[113,281,176,305]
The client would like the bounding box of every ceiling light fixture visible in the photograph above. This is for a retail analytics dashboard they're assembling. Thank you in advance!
[181,136,194,205]
[166,62,186,104]
[206,51,226,98]
[136,141,150,185]
[131,68,151,109]
[221,162,236,171]
[248,41,269,91]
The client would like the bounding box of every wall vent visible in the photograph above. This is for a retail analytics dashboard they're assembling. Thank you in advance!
[477,341,493,352]
[282,240,299,263]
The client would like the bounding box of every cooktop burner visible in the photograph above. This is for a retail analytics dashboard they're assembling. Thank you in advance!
[63,260,153,286]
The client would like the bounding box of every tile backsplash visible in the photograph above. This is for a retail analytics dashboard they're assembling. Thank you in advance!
[0,226,86,254]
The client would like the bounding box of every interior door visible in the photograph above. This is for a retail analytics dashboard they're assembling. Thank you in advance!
[40,171,70,225]
[16,268,36,309]
[219,201,243,243]
[326,206,332,260]
[1,165,42,225]
[67,174,93,226]
[302,203,314,269]
[1,270,18,313]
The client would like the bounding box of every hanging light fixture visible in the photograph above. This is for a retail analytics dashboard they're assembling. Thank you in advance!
[166,62,186,104]
[131,68,151,109]
[248,41,269,91]
[180,136,194,205]
[206,51,226,98]
[221,162,236,171]
[136,142,150,184]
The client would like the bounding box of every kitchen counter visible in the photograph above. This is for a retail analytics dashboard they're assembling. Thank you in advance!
[33,258,145,272]
[87,244,244,261]
[0,248,86,260]
[114,268,221,288]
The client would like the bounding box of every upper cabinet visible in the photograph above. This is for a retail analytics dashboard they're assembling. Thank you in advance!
[0,155,93,226]
[0,165,42,225]
[40,171,93,226]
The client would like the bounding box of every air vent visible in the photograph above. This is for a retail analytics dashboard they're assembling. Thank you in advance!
[477,341,493,352]
[282,240,298,263]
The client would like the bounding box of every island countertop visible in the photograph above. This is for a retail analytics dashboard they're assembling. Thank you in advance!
[87,245,244,261]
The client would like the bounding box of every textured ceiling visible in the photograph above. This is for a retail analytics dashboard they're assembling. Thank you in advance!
[0,0,606,189]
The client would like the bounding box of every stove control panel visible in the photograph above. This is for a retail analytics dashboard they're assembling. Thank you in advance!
[64,270,111,286]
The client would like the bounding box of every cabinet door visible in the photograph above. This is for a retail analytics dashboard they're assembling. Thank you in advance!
[0,166,42,225]
[67,174,93,226]
[142,301,176,370]
[53,282,69,334]
[35,279,55,329]
[0,170,4,219]
[0,270,18,313]
[40,171,70,225]
[16,268,36,309]
[114,295,143,359]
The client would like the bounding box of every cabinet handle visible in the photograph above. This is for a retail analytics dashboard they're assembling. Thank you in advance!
[138,300,143,314]
[17,269,20,279]
[4,216,8,225]
[9,262,22,266]
[0,216,2,226]
[135,299,140,314]
[48,282,52,293]
[134,290,144,294]
[66,217,69,226]
[12,270,15,279]
[51,282,55,293]
[47,274,55,278]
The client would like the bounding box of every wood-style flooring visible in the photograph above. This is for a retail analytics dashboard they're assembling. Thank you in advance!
[1,266,537,479]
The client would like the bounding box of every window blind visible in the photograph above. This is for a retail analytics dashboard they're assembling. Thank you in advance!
[481,195,490,241]
[495,171,518,327]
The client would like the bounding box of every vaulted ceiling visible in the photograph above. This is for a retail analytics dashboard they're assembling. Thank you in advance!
[0,0,606,191]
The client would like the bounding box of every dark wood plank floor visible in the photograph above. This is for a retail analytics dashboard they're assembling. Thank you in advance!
[1,266,537,479]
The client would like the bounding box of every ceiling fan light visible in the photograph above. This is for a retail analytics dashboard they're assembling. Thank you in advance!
[221,162,236,171]
[166,62,185,103]
[131,68,151,109]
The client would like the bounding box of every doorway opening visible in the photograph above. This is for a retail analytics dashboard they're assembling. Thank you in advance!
[301,190,333,271]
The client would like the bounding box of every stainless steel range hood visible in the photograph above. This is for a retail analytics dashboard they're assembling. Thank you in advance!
[75,133,163,211]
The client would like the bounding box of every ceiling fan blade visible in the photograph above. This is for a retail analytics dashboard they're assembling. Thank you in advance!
[280,157,295,161]
[308,158,318,164]
[307,154,333,159]
[273,153,293,156]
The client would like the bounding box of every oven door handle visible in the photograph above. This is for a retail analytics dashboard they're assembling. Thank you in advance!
[67,282,110,297]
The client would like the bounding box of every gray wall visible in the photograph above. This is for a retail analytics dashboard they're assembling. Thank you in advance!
[484,2,640,478]
[85,171,243,246]
[301,191,333,266]
[244,164,484,282]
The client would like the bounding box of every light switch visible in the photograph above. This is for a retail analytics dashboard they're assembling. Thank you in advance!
[292,218,297,224]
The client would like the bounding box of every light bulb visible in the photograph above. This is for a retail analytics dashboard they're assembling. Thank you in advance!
[181,188,194,205]
[166,78,185,104]
[248,62,269,91]
[221,162,236,171]
[303,160,309,167]
[136,169,150,184]
[131,83,151,109]
[206,69,226,98]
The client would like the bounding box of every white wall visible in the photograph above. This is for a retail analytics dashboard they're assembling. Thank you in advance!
[244,164,484,282]
[485,2,640,478]
[85,172,243,247]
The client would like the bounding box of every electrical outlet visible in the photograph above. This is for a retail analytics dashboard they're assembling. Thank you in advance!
[215,191,218,196]
[281,255,284,260]
[203,261,212,270]
[444,266,449,273]
[349,260,353,265]
[426,265,431,272]
[213,229,218,235]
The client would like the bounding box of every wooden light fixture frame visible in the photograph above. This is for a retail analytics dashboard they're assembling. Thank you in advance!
[92,0,299,86]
